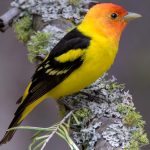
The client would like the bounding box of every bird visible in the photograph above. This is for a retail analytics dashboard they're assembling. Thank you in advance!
[0,3,142,145]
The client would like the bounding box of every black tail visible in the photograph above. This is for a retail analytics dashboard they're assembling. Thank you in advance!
[0,94,44,144]
[0,113,22,145]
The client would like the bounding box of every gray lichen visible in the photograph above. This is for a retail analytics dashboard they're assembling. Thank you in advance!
[6,0,149,149]
[60,74,149,149]
[42,25,67,51]
[11,0,90,62]
[11,0,89,24]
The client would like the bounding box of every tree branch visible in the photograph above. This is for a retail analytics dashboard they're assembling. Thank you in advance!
[0,7,21,32]
[60,76,149,150]
[0,0,149,150]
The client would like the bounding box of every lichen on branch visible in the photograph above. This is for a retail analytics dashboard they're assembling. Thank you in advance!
[0,0,149,150]
[60,75,149,150]
[9,75,149,150]
[11,0,89,62]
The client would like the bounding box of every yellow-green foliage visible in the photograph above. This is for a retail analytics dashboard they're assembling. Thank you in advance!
[126,140,139,150]
[117,104,134,114]
[68,0,81,5]
[124,111,145,127]
[109,83,125,91]
[126,130,149,150]
[117,104,145,127]
[132,130,149,146]
[27,31,50,62]
[72,108,91,125]
[13,15,33,43]
[117,104,149,149]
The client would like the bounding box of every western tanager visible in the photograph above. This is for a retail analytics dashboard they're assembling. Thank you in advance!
[0,3,141,144]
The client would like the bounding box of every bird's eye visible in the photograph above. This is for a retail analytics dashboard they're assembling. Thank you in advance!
[111,13,118,19]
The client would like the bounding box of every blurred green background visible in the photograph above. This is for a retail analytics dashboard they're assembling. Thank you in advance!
[0,0,150,149]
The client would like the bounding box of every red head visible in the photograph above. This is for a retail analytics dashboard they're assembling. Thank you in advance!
[80,3,142,41]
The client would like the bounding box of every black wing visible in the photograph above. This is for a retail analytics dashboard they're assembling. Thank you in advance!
[18,28,91,106]
[0,29,91,145]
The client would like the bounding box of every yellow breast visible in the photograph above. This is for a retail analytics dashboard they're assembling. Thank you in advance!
[48,35,118,99]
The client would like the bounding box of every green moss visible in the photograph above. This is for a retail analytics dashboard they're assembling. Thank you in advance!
[124,111,145,128]
[27,31,50,62]
[117,104,149,149]
[109,83,125,91]
[68,0,82,5]
[138,133,149,145]
[71,108,91,125]
[13,15,33,43]
[126,140,139,150]
[126,129,149,150]
[117,104,145,128]
[117,104,134,115]
[132,130,149,145]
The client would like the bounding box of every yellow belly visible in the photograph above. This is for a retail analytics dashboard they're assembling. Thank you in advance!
[48,39,118,99]
[20,38,118,121]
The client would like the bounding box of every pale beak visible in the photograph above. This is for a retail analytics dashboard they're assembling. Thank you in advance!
[124,12,142,22]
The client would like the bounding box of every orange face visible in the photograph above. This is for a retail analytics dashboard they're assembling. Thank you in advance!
[84,3,129,39]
